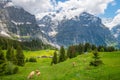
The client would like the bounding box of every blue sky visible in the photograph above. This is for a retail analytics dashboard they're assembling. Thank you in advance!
[100,0,120,18]
[55,0,120,18]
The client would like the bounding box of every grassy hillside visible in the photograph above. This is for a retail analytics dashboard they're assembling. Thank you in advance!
[1,51,120,80]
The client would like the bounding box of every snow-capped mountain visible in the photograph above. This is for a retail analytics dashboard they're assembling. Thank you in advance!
[0,0,118,47]
[37,12,117,47]
[0,1,41,40]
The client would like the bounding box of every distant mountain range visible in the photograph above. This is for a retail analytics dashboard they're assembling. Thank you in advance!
[0,1,119,48]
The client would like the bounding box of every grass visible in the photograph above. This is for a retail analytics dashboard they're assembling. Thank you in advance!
[1,50,120,80]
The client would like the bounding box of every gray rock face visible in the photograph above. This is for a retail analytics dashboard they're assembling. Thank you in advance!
[111,24,120,43]
[0,2,40,40]
[38,12,116,47]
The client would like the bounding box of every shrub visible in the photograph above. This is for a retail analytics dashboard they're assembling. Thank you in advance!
[26,58,29,62]
[29,57,37,62]
[5,62,19,75]
[13,66,19,74]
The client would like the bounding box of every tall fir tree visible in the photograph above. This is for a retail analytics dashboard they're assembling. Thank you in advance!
[78,43,84,54]
[6,46,12,61]
[59,46,66,62]
[16,45,25,66]
[51,51,57,65]
[0,47,6,75]
[11,47,17,65]
[0,47,5,64]
[6,46,17,65]
[67,46,76,58]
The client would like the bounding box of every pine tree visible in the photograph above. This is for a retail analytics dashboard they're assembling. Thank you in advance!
[67,46,76,58]
[6,46,17,65]
[11,47,17,65]
[0,47,6,75]
[16,45,25,66]
[59,46,66,62]
[6,46,12,61]
[90,50,103,66]
[78,44,84,54]
[51,51,57,65]
[0,48,5,64]
[84,43,91,52]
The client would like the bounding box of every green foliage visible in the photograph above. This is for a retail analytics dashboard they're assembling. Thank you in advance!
[5,62,19,75]
[6,46,12,61]
[84,43,91,52]
[16,45,25,66]
[78,43,84,54]
[67,46,76,58]
[0,48,5,64]
[6,46,17,65]
[13,66,19,74]
[59,46,66,62]
[29,57,37,62]
[90,50,103,66]
[25,58,29,62]
[51,51,57,65]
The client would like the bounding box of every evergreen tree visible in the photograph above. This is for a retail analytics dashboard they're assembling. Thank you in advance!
[59,46,66,62]
[0,48,5,64]
[84,43,91,52]
[51,51,57,65]
[16,45,25,66]
[0,47,6,75]
[11,47,17,65]
[6,46,17,65]
[78,43,84,54]
[90,50,103,66]
[6,46,12,61]
[67,46,76,58]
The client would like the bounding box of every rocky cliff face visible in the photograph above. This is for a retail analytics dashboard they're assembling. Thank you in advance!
[0,1,41,40]
[38,12,116,47]
[111,24,120,43]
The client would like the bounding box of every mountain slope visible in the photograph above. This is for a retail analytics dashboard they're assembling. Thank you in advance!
[0,1,41,40]
[38,12,116,47]
[111,24,120,43]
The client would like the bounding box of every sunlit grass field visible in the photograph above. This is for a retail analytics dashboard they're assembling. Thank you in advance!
[1,50,120,80]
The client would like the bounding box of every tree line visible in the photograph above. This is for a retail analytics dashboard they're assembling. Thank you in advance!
[0,36,54,51]
[0,44,25,76]
[51,43,116,65]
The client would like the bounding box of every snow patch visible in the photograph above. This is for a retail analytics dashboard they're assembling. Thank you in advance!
[26,22,31,24]
[114,34,119,38]
[11,20,24,25]
[0,31,10,37]
[38,24,45,27]
[48,31,58,37]
[4,2,14,8]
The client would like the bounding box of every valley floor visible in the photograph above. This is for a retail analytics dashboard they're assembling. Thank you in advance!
[1,51,120,80]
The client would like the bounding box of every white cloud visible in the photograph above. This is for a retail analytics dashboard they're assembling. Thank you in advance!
[12,0,53,15]
[56,0,114,15]
[116,9,120,14]
[11,0,114,20]
[104,9,120,29]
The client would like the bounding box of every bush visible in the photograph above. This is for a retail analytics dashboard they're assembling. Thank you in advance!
[90,60,103,66]
[26,58,29,62]
[13,66,19,74]
[29,57,37,62]
[5,62,19,75]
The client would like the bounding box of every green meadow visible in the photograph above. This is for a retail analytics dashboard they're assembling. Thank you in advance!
[1,50,120,80]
